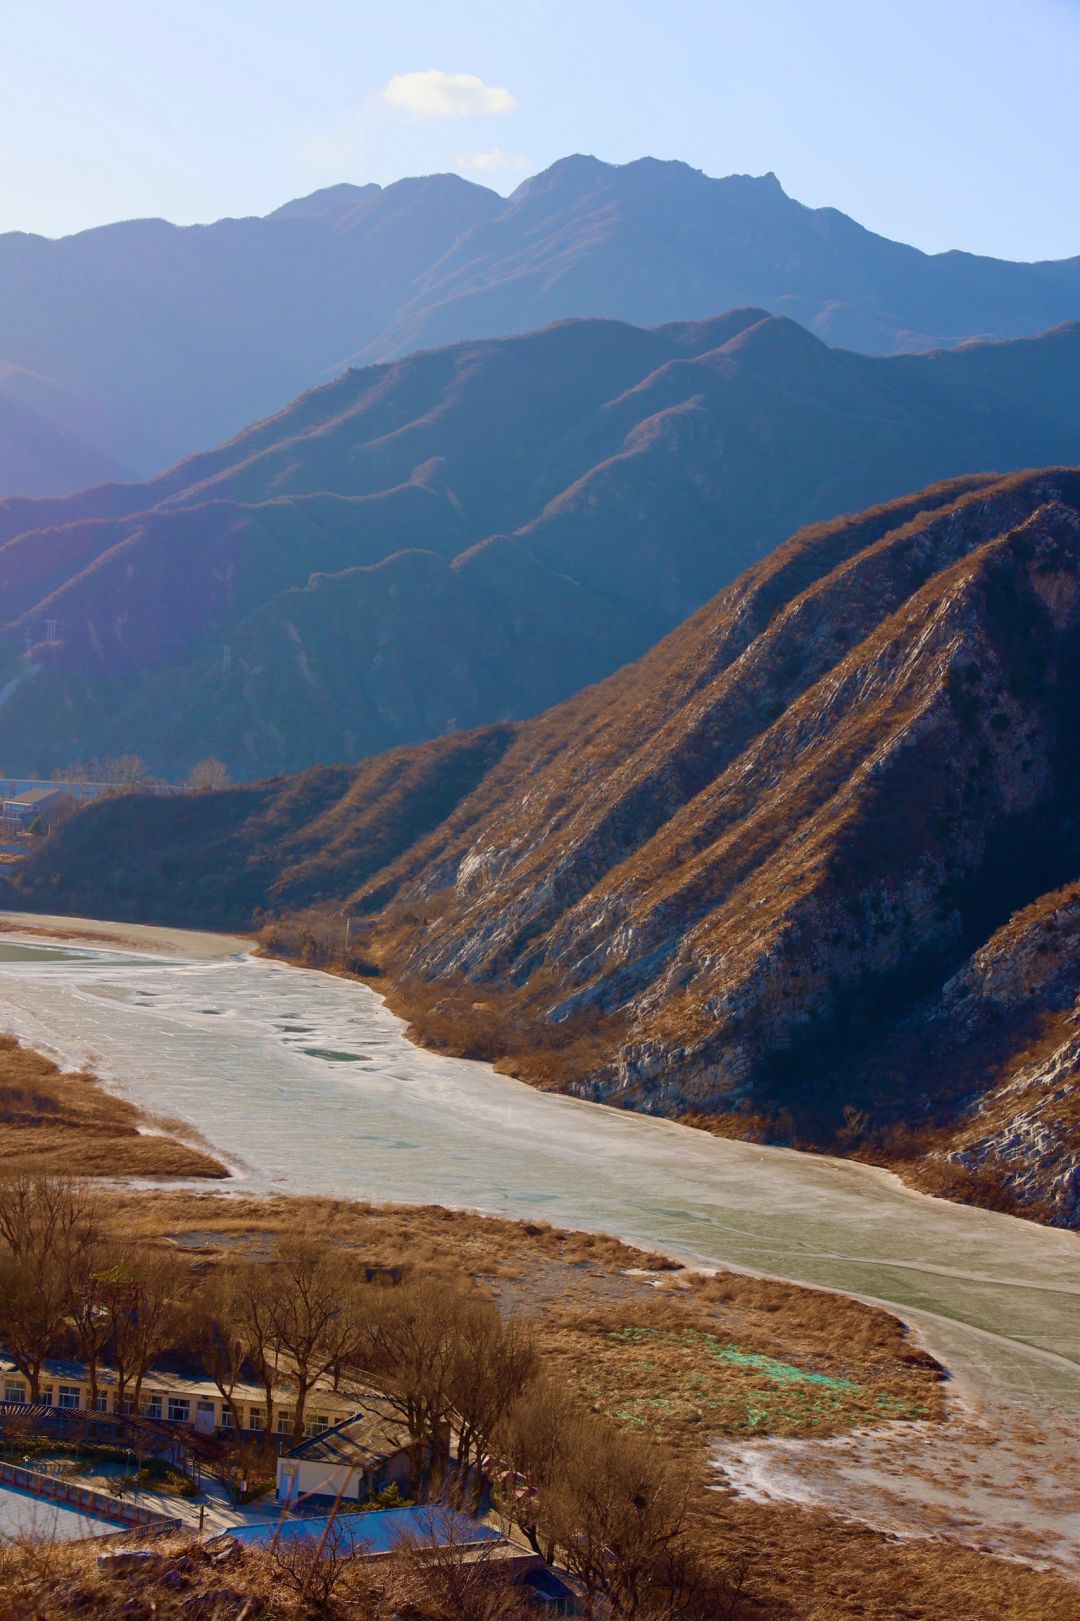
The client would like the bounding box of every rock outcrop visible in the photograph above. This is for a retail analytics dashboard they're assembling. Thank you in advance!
[16,469,1080,1223]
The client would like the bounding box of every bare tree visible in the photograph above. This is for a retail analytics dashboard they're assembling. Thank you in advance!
[99,754,148,787]
[188,757,230,792]
[105,1247,188,1413]
[268,1238,362,1443]
[379,1508,533,1621]
[232,1258,285,1439]
[64,1223,114,1412]
[494,1374,588,1562]
[189,1266,250,1430]
[448,1307,537,1513]
[350,1274,471,1497]
[0,1176,98,1401]
[536,1416,697,1621]
[265,1515,377,1617]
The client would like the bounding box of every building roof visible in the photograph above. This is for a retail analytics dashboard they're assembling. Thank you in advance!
[0,1356,357,1416]
[284,1397,411,1467]
[228,1504,507,1557]
[2,787,65,809]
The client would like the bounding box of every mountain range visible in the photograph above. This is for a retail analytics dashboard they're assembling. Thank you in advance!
[3,154,1080,496]
[3,311,1080,780]
[14,468,1080,1228]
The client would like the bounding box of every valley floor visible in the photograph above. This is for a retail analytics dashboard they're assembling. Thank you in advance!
[0,912,1077,1616]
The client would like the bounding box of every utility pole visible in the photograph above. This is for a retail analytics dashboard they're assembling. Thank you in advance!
[222,645,232,674]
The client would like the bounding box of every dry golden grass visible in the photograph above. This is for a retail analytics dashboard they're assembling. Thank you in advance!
[0,1035,226,1180]
[3,1182,1077,1618]
[0,1532,395,1621]
[104,1188,946,1456]
[6,1504,1078,1621]
[689,1494,1080,1621]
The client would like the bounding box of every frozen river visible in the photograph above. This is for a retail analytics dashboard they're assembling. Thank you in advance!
[0,918,1076,1423]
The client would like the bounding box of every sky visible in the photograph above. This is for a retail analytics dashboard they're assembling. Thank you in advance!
[3,0,1078,261]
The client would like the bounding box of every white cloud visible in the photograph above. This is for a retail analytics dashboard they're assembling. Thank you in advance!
[456,148,526,174]
[383,71,517,120]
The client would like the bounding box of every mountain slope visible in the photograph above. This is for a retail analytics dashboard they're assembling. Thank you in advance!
[3,155,1080,497]
[3,314,1080,779]
[0,174,501,493]
[0,379,134,496]
[13,469,1080,1225]
[365,156,1080,363]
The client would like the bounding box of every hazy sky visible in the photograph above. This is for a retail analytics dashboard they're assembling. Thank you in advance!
[4,0,1078,260]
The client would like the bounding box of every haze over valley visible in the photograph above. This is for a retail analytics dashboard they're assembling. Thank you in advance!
[2,8,1079,1616]
[4,155,1080,499]
[3,310,1080,778]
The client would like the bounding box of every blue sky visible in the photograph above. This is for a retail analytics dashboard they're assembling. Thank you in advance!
[3,0,1078,260]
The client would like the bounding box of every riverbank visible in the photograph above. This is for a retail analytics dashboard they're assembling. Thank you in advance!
[0,915,1078,1607]
[0,1031,226,1180]
[5,1185,1077,1614]
[0,910,251,960]
[0,915,1074,1405]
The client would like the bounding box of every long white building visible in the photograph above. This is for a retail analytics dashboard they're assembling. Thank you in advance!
[0,1355,357,1438]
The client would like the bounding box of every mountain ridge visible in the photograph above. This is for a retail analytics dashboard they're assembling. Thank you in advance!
[13,468,1080,1226]
[2,307,1080,777]
[3,310,1080,778]
[3,154,1080,497]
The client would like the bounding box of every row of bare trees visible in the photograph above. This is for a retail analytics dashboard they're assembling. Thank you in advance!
[0,1178,536,1473]
[59,756,230,791]
[0,1177,741,1619]
[0,1176,189,1412]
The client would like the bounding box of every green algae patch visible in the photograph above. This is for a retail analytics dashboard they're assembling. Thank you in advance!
[604,1325,929,1439]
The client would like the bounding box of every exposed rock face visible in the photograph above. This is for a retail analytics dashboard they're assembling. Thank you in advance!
[16,469,1080,1224]
[904,885,1080,1225]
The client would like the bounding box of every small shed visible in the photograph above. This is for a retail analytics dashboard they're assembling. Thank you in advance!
[276,1397,414,1510]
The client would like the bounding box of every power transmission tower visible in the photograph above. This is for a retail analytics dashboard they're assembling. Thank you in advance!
[45,619,58,648]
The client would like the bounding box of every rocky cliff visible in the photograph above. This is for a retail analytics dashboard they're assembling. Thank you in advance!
[14,470,1080,1224]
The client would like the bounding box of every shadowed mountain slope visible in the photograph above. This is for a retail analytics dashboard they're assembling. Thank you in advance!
[14,470,1080,1224]
[3,313,1080,779]
[3,154,1080,497]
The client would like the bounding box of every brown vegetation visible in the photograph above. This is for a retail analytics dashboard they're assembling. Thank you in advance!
[0,1179,1076,1619]
[0,1530,543,1621]
[0,1035,225,1180]
[15,470,1080,1223]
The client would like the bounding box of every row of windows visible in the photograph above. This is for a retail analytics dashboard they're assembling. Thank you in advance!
[2,1380,333,1435]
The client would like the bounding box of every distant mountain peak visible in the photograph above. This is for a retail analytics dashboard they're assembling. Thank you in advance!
[267,182,380,221]
[3,153,1080,500]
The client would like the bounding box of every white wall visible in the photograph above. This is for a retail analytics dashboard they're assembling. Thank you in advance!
[278,1457,363,1503]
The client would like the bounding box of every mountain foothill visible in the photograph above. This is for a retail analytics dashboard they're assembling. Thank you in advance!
[15,470,1080,1230]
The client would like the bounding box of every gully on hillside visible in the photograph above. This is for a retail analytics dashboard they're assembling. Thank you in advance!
[3,311,1080,778]
[11,470,1080,1228]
